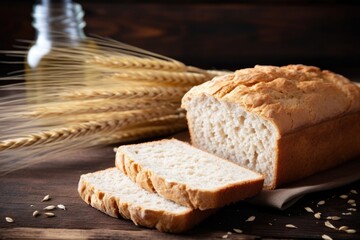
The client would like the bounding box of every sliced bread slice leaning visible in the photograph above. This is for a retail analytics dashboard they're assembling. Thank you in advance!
[78,168,213,233]
[115,139,264,210]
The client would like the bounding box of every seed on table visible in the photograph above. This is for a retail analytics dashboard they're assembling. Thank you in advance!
[305,207,314,213]
[347,199,355,204]
[43,205,56,210]
[339,195,348,199]
[350,189,358,194]
[345,229,356,234]
[322,234,333,240]
[342,212,352,215]
[314,212,322,219]
[326,216,341,221]
[57,204,66,210]
[233,228,243,234]
[325,221,336,229]
[285,224,297,229]
[222,234,228,239]
[351,203,356,207]
[42,194,50,202]
[347,208,357,211]
[227,232,232,235]
[32,210,40,217]
[44,212,55,217]
[245,216,256,222]
[317,200,325,206]
[5,217,14,223]
[268,223,273,226]
[339,226,349,231]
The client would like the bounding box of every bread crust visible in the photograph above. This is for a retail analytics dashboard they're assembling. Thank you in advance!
[181,65,360,189]
[274,111,360,188]
[78,169,213,233]
[182,65,360,135]
[115,140,264,210]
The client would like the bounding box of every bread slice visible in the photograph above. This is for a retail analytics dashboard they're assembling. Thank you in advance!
[181,64,360,189]
[78,168,213,233]
[115,139,264,210]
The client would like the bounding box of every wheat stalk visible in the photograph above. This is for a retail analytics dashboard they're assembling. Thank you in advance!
[0,35,230,173]
[86,55,187,72]
[62,86,191,100]
[103,70,209,86]
[0,109,176,151]
[24,99,179,118]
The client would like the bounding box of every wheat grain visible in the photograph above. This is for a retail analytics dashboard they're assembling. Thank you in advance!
[43,205,56,210]
[233,228,243,234]
[321,234,333,240]
[33,210,40,217]
[57,204,66,210]
[285,224,297,229]
[45,212,55,217]
[5,217,14,223]
[304,207,314,213]
[245,216,256,222]
[339,226,349,231]
[42,194,50,202]
[324,221,336,229]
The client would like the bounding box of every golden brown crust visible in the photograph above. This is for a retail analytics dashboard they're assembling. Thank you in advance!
[115,141,264,210]
[78,169,213,233]
[274,111,360,188]
[182,65,360,135]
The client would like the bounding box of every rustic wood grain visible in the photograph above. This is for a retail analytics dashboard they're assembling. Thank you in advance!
[0,144,359,239]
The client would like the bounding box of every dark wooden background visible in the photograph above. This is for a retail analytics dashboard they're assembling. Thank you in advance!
[0,0,360,80]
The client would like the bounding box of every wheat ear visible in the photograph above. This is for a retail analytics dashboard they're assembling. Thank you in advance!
[0,109,175,151]
[104,70,209,86]
[86,55,187,71]
[24,99,179,118]
[62,86,191,100]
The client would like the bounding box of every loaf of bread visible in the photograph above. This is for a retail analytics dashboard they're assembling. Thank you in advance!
[182,65,360,189]
[78,168,213,233]
[115,139,264,210]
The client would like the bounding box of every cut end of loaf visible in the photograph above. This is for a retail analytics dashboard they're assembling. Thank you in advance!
[183,94,279,189]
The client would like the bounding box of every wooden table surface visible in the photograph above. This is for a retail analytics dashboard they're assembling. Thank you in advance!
[0,143,359,240]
